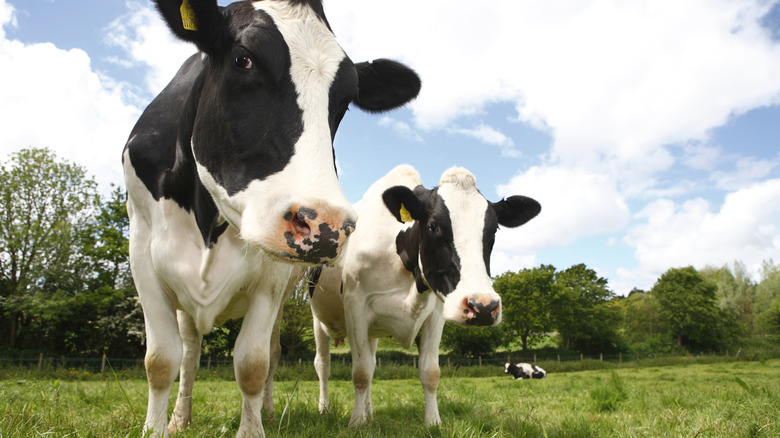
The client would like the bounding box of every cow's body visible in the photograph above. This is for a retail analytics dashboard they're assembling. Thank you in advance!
[309,165,541,427]
[123,1,419,436]
[504,362,547,379]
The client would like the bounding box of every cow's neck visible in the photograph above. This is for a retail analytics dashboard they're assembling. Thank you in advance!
[395,224,430,293]
[164,68,228,249]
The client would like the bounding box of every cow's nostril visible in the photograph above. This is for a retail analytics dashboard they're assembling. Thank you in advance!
[292,211,311,237]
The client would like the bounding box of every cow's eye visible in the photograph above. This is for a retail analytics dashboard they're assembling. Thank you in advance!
[233,55,253,69]
[427,222,438,233]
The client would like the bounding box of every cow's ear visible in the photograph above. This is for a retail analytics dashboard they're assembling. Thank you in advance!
[382,185,426,224]
[154,0,227,55]
[491,195,541,228]
[353,59,422,113]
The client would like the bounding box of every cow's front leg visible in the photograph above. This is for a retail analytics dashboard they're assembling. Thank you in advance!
[418,309,445,427]
[169,310,203,434]
[234,292,285,438]
[346,313,374,427]
[139,289,182,437]
[364,337,378,420]
[312,313,332,413]
[263,292,287,416]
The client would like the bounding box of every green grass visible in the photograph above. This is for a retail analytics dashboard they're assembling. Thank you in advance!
[2,360,779,437]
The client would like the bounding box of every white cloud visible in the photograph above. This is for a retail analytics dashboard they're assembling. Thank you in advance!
[326,0,780,178]
[713,156,779,190]
[490,250,537,278]
[0,0,140,189]
[378,116,423,142]
[103,2,193,96]
[449,122,519,157]
[0,0,14,39]
[681,143,723,171]
[494,165,631,252]
[621,178,780,288]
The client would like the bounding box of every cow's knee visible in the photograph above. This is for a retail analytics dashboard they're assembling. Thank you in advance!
[352,366,372,391]
[421,366,440,392]
[236,350,269,396]
[145,350,178,391]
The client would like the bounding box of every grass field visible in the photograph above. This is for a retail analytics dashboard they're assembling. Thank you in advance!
[2,359,778,437]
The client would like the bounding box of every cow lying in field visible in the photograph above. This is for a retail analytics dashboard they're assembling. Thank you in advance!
[505,362,547,379]
[308,164,541,427]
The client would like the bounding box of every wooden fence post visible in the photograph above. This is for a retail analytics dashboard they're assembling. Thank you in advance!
[580,353,583,361]
[557,354,560,364]
[619,352,622,364]
[478,356,482,367]
[534,354,537,363]
[600,353,603,362]
[207,356,211,370]
[38,353,43,373]
[101,353,107,376]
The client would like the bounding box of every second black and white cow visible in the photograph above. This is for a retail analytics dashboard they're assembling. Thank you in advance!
[123,1,420,437]
[309,165,541,427]
[505,362,547,379]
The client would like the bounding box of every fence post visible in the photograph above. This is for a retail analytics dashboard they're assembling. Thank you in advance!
[619,352,622,364]
[38,353,43,373]
[507,355,510,364]
[580,353,583,361]
[207,356,211,370]
[478,356,482,367]
[600,353,603,362]
[101,353,107,376]
[557,354,560,364]
[534,354,537,363]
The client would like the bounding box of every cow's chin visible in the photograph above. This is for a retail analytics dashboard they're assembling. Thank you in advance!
[441,289,503,327]
[257,244,345,266]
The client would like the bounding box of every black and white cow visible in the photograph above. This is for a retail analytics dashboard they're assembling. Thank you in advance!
[309,165,541,427]
[504,362,547,379]
[122,1,420,436]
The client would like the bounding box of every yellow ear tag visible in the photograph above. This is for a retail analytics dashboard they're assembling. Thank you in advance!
[181,0,199,31]
[399,203,413,223]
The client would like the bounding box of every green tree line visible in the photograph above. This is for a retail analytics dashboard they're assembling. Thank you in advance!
[2,148,779,360]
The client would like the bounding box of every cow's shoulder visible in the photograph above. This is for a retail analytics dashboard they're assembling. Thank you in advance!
[124,53,205,202]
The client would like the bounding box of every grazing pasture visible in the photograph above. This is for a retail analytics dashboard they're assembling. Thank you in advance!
[2,360,778,437]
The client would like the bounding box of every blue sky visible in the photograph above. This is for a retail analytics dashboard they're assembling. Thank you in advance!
[1,0,779,295]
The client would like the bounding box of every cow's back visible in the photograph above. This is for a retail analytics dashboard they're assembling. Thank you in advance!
[343,165,422,275]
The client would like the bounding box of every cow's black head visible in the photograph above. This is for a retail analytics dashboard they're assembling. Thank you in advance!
[382,167,540,326]
[154,0,421,264]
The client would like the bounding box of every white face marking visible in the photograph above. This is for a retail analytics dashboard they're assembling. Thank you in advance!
[435,167,502,323]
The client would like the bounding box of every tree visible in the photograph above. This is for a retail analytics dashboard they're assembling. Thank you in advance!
[278,273,315,358]
[493,265,557,351]
[440,322,502,357]
[552,264,623,354]
[620,290,661,344]
[652,266,739,351]
[701,262,756,332]
[0,148,100,349]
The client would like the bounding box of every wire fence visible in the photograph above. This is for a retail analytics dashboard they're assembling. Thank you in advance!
[2,347,771,379]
